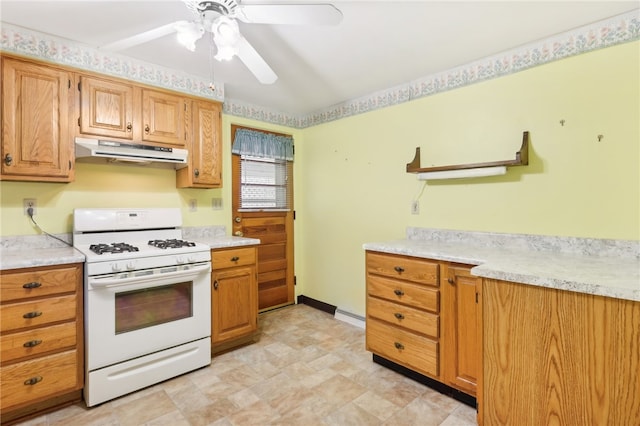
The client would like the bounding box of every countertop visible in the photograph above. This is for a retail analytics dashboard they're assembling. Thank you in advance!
[364,230,640,302]
[0,232,260,271]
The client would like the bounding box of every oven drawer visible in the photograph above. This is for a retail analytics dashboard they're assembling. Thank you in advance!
[0,295,77,333]
[367,275,439,313]
[366,318,439,378]
[0,266,80,303]
[0,350,79,411]
[1,322,77,363]
[367,252,439,286]
[367,296,439,338]
[212,247,256,269]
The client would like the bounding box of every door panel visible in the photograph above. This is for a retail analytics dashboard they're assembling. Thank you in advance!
[231,125,295,312]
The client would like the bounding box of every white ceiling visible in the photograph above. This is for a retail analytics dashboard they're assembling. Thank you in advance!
[1,1,638,115]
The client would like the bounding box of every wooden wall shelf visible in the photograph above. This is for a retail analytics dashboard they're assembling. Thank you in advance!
[406,131,529,173]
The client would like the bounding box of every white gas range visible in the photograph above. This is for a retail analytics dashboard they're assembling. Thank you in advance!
[73,208,212,407]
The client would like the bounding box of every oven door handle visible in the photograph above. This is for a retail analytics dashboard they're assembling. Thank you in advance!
[89,264,211,289]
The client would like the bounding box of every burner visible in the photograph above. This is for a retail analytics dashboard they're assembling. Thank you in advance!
[90,243,140,255]
[148,239,197,249]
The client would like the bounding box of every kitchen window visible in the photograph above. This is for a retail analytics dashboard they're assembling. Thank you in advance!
[232,127,294,211]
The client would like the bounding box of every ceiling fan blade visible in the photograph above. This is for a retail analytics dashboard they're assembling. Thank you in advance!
[237,4,342,26]
[101,22,180,51]
[236,36,278,84]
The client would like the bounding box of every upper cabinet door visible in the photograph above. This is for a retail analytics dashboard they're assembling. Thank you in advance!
[177,100,222,188]
[1,57,74,182]
[79,75,134,140]
[141,89,186,147]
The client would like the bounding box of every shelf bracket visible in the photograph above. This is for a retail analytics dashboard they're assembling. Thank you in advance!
[406,131,529,173]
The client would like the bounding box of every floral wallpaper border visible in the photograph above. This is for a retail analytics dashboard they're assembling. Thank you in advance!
[2,9,639,129]
[0,23,225,102]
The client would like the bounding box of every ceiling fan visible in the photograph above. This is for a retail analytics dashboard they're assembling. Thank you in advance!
[102,0,343,85]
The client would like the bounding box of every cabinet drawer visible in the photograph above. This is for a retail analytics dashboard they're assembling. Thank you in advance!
[367,296,438,338]
[1,322,77,363]
[367,275,439,313]
[0,350,79,411]
[366,319,438,378]
[1,266,79,302]
[367,252,439,286]
[212,247,256,269]
[0,295,76,333]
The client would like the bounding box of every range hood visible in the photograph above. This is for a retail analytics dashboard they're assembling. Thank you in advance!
[75,138,188,168]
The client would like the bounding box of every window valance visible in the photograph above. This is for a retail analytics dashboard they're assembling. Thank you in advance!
[232,128,294,161]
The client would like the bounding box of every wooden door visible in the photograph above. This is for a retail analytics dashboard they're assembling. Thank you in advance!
[78,75,134,140]
[141,89,186,146]
[231,125,295,312]
[1,57,74,181]
[442,264,481,396]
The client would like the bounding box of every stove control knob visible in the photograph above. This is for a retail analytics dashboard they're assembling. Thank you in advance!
[111,263,122,272]
[126,261,136,270]
[176,256,185,264]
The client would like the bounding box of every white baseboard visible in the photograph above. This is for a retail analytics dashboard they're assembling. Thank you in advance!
[334,308,366,329]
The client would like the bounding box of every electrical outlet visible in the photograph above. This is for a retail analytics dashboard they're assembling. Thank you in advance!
[24,198,37,216]
[188,199,197,212]
[211,198,223,210]
[411,200,419,215]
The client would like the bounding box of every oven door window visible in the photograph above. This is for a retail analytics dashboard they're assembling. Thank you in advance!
[115,281,193,334]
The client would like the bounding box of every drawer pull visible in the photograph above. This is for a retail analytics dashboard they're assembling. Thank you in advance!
[22,281,42,289]
[393,266,405,273]
[447,278,455,284]
[393,289,404,296]
[23,311,43,319]
[394,342,405,350]
[394,313,405,320]
[231,256,240,262]
[23,339,43,348]
[24,376,43,386]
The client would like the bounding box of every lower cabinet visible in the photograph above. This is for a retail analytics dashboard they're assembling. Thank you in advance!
[211,246,258,352]
[365,251,481,404]
[0,263,83,424]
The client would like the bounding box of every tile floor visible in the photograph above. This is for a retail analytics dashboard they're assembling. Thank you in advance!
[16,304,477,426]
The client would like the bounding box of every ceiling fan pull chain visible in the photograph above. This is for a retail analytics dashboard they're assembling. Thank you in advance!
[208,31,216,91]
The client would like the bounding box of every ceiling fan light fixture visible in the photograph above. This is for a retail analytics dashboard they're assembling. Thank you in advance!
[174,21,204,51]
[214,43,239,61]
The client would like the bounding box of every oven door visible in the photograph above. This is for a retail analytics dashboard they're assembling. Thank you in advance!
[85,262,211,371]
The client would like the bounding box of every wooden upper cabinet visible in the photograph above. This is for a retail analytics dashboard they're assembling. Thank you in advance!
[177,100,222,188]
[78,75,135,140]
[1,56,74,182]
[141,89,186,146]
[441,263,481,397]
[77,75,186,147]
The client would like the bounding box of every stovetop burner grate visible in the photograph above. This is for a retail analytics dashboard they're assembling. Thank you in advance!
[148,239,197,249]
[89,243,140,255]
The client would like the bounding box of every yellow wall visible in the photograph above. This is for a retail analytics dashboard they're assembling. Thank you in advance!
[295,41,639,315]
[1,42,637,317]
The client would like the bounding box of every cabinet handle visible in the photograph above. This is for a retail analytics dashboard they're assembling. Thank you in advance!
[144,124,150,133]
[234,231,244,237]
[394,313,405,320]
[393,289,404,297]
[213,280,219,290]
[23,339,43,348]
[4,153,12,166]
[231,256,240,262]
[194,168,200,177]
[394,342,405,350]
[23,311,42,319]
[393,266,405,273]
[447,278,455,284]
[22,281,42,289]
[126,122,132,132]
[24,376,43,386]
